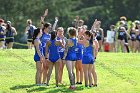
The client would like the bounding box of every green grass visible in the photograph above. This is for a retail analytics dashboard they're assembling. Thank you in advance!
[0,49,140,93]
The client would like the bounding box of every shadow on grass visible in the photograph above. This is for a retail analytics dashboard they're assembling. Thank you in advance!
[10,84,35,90]
[10,84,48,92]
[26,87,47,92]
[10,84,84,93]
[46,85,84,93]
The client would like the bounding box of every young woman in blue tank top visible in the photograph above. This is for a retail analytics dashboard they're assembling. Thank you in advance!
[64,27,77,89]
[40,9,59,84]
[33,28,45,86]
[79,31,95,87]
[45,31,64,87]
[75,27,84,85]
[90,30,98,87]
[41,23,51,84]
[56,27,67,84]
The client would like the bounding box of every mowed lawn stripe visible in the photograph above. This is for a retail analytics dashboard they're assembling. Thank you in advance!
[0,50,140,93]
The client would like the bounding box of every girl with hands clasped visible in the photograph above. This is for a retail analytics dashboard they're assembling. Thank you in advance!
[45,31,64,88]
[79,31,96,87]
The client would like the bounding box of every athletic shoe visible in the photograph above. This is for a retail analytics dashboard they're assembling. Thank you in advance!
[78,82,82,84]
[76,82,79,84]
[69,86,76,90]
[55,85,59,88]
[93,84,97,87]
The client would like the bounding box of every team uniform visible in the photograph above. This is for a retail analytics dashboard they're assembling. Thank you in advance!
[41,32,51,56]
[65,38,77,61]
[48,39,60,62]
[56,37,66,59]
[75,43,83,60]
[34,38,44,62]
[118,31,126,40]
[5,27,15,44]
[82,41,94,64]
[0,26,6,41]
[27,25,36,42]
[130,32,136,41]
[136,34,140,42]
[96,29,103,41]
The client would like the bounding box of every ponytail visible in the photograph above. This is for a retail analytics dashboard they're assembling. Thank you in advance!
[85,31,93,44]
[32,28,40,44]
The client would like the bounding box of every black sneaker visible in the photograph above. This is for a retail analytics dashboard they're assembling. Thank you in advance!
[79,82,82,84]
[76,82,79,84]
[93,84,97,87]
[89,85,92,87]
[55,85,58,88]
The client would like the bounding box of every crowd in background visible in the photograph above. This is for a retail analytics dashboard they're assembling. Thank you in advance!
[0,15,140,53]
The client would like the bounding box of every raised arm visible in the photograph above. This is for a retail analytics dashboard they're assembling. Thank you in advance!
[52,17,58,31]
[75,16,80,28]
[91,19,98,31]
[40,9,48,28]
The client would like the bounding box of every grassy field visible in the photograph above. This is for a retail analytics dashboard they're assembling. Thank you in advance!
[0,49,140,93]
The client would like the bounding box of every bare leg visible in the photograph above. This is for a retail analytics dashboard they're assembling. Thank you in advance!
[78,60,83,83]
[0,41,5,49]
[98,40,103,52]
[110,43,113,52]
[75,61,79,83]
[138,42,140,52]
[55,60,60,86]
[58,60,65,83]
[117,40,121,52]
[92,64,97,85]
[7,42,14,49]
[88,64,93,86]
[46,61,54,85]
[83,64,88,86]
[120,40,125,52]
[128,40,132,52]
[35,62,43,84]
[42,60,49,83]
[135,41,138,52]
[27,42,32,49]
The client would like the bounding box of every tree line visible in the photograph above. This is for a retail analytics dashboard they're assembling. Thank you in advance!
[0,0,140,44]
